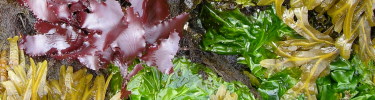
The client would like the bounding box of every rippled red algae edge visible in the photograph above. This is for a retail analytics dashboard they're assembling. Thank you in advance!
[142,31,181,74]
[19,21,86,56]
[17,0,189,73]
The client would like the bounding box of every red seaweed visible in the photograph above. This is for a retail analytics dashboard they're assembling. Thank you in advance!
[20,21,86,56]
[18,0,189,72]
[142,31,181,74]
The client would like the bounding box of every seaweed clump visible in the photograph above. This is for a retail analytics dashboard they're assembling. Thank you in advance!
[16,0,189,75]
[256,0,375,99]
[0,36,118,100]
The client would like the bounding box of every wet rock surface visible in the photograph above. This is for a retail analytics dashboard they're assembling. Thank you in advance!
[0,1,34,46]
